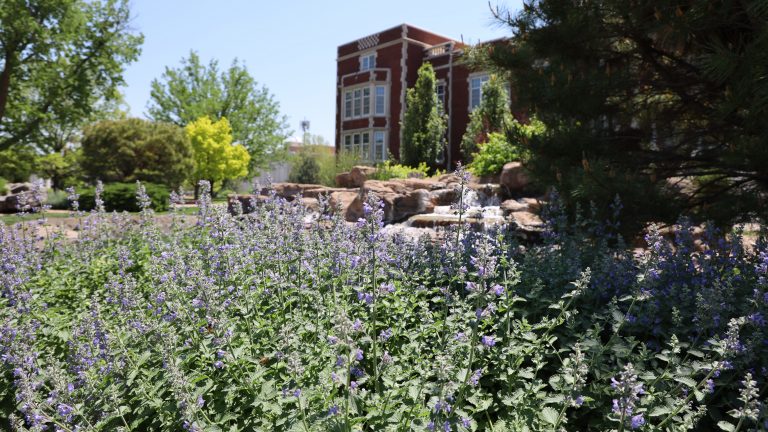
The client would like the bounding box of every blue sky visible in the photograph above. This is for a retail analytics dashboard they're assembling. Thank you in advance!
[121,0,522,144]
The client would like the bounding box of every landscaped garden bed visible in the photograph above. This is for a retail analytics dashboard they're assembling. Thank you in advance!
[1,179,765,431]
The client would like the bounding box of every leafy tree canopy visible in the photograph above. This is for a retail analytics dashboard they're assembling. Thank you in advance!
[400,63,447,170]
[0,0,143,152]
[80,118,194,189]
[487,0,768,230]
[148,51,290,174]
[185,116,250,192]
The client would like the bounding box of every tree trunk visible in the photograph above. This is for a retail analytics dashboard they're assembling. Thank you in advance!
[0,49,16,127]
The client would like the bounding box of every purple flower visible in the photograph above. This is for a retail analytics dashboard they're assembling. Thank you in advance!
[492,284,505,296]
[379,328,393,341]
[630,414,645,429]
[196,395,205,407]
[355,349,364,361]
[352,319,363,332]
[444,420,452,431]
[470,369,482,386]
[328,405,340,416]
[292,389,301,398]
[214,361,224,369]
[335,355,345,367]
[461,417,471,428]
[350,381,359,390]
[481,335,495,347]
[575,395,584,406]
[427,421,436,431]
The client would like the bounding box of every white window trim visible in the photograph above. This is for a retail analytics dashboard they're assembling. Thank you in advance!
[435,79,447,111]
[341,129,389,162]
[468,72,490,111]
[359,51,377,72]
[342,83,388,120]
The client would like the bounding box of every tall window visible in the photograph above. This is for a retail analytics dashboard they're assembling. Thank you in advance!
[360,132,370,158]
[362,88,371,116]
[374,131,386,161]
[469,74,489,109]
[360,53,376,71]
[436,82,446,111]
[353,89,362,117]
[375,86,386,115]
[344,92,352,118]
[342,130,387,161]
[343,85,387,119]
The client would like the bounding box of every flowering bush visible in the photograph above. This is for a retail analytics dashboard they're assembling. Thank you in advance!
[0,176,766,431]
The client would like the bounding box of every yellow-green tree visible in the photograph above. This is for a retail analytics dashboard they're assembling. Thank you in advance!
[185,116,250,196]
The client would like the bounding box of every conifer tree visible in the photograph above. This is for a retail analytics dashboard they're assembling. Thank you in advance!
[461,74,514,162]
[400,63,447,169]
[486,0,768,230]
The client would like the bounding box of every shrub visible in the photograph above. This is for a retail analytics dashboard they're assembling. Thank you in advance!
[46,189,70,210]
[78,182,169,212]
[0,177,7,195]
[288,152,321,184]
[369,160,430,180]
[81,118,194,189]
[468,132,520,176]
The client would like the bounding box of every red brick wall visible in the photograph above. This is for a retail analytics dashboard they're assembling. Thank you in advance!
[406,26,454,46]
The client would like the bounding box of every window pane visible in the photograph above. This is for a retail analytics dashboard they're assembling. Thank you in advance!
[344,135,352,153]
[344,92,352,118]
[363,88,370,115]
[353,89,361,117]
[375,86,385,115]
[361,133,370,160]
[374,131,385,161]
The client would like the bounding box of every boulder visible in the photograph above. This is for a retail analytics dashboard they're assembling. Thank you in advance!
[499,162,530,194]
[329,191,360,220]
[335,172,355,188]
[392,189,434,222]
[386,178,446,192]
[500,199,530,214]
[267,183,325,200]
[349,166,378,187]
[302,187,348,199]
[9,183,33,195]
[360,180,395,195]
[509,211,545,233]
[430,188,458,206]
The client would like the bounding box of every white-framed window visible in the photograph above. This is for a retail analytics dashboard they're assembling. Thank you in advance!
[362,88,371,115]
[375,85,386,115]
[353,89,362,117]
[342,130,388,162]
[344,92,352,119]
[469,74,489,109]
[343,84,388,119]
[374,131,386,161]
[436,81,446,111]
[360,53,376,71]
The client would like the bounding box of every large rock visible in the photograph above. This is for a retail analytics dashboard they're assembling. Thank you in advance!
[302,187,349,199]
[386,178,446,192]
[509,211,545,233]
[258,183,325,200]
[500,199,530,214]
[335,172,355,188]
[349,166,378,187]
[9,183,33,195]
[500,162,530,194]
[430,188,458,206]
[329,191,360,220]
[392,189,434,222]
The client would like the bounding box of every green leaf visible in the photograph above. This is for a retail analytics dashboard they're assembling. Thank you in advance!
[539,407,560,425]
[675,376,697,388]
[649,406,672,417]
[717,421,736,431]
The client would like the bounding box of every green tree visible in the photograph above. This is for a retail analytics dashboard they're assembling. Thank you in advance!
[400,63,447,169]
[487,0,768,230]
[80,118,193,189]
[0,0,143,152]
[148,51,289,174]
[461,74,515,162]
[185,116,250,196]
[36,149,82,190]
[0,146,36,182]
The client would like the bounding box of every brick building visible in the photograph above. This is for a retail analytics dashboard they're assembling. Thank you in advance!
[335,23,505,168]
